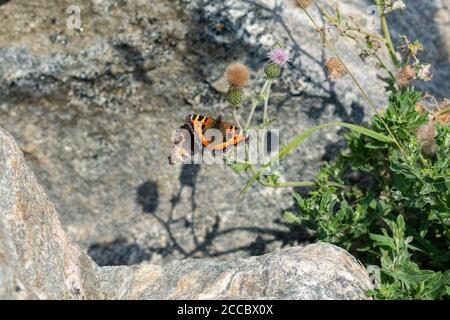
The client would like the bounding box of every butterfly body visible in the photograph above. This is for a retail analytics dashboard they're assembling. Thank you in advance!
[186,114,248,152]
[168,114,247,165]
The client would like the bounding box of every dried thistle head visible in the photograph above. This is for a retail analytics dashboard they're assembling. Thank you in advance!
[226,63,250,88]
[292,0,314,8]
[415,102,425,113]
[325,57,346,80]
[384,0,407,13]
[396,65,416,87]
[437,113,450,125]
[436,99,450,125]
[415,95,450,125]
[417,64,433,81]
[415,121,438,156]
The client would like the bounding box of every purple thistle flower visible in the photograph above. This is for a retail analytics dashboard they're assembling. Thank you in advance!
[268,48,289,67]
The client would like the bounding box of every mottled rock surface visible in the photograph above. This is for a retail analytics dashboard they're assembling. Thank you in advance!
[0,126,373,299]
[0,0,449,266]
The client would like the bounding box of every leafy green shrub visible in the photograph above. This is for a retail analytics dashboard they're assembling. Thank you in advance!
[225,0,449,299]
[284,88,449,299]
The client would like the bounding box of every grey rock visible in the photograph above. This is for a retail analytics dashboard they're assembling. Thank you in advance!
[0,127,373,299]
[0,0,449,266]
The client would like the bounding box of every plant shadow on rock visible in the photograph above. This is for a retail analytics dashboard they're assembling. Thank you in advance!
[135,164,310,261]
[88,237,151,266]
[136,180,159,214]
[87,0,449,266]
[113,42,155,85]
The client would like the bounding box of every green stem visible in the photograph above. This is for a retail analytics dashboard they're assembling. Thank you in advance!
[233,108,243,132]
[245,161,347,191]
[374,53,396,81]
[375,0,400,67]
[259,80,273,164]
[243,127,347,192]
[345,27,387,43]
[265,180,347,189]
[244,80,270,131]
[263,80,272,123]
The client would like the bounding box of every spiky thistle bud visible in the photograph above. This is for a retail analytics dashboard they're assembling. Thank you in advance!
[226,86,244,106]
[264,62,282,79]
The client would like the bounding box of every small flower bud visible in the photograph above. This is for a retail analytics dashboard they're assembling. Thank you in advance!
[264,62,282,79]
[226,87,244,106]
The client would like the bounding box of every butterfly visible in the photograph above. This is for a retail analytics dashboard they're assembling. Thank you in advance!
[168,114,248,165]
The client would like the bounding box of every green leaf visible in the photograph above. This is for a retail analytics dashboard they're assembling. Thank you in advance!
[369,233,396,251]
[265,173,280,185]
[421,272,449,299]
[283,211,302,224]
[228,162,251,173]
[396,269,437,286]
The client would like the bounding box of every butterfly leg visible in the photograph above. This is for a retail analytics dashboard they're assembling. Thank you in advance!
[183,117,194,133]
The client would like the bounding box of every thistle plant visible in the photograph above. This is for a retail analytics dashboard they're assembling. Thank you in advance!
[221,0,449,300]
[226,63,249,107]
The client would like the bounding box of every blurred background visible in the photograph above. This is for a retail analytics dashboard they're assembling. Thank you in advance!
[0,0,449,266]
